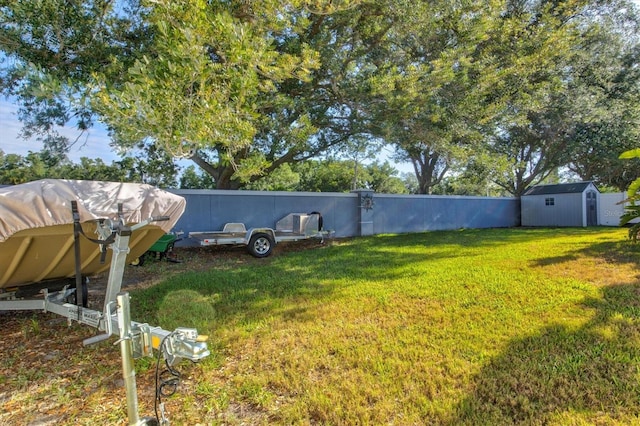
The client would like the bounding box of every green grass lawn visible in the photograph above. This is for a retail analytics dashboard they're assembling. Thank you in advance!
[127,227,640,425]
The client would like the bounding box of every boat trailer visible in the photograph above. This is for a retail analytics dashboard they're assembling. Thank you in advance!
[0,209,210,425]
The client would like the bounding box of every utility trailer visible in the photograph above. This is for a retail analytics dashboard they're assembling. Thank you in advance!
[188,212,327,258]
[0,180,209,425]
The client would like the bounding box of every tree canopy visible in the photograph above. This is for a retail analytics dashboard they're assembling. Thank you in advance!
[1,0,639,194]
[0,148,178,186]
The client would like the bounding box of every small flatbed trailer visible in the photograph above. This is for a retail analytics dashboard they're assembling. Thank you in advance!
[188,212,327,257]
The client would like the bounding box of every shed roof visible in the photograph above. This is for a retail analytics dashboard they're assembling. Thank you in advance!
[523,182,597,196]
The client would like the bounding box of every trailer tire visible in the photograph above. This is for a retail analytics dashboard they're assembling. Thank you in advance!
[248,233,274,258]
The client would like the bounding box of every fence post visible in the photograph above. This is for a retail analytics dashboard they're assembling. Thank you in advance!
[353,189,375,236]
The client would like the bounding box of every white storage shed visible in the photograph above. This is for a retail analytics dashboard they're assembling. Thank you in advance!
[521,182,600,227]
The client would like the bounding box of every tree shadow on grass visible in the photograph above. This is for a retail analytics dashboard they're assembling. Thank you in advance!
[378,227,588,250]
[530,236,640,270]
[451,282,640,425]
[131,228,629,339]
[128,240,434,332]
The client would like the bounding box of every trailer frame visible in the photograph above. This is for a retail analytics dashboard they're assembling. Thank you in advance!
[188,212,330,258]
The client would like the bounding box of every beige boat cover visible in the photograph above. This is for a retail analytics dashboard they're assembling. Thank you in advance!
[0,179,185,242]
[0,180,186,288]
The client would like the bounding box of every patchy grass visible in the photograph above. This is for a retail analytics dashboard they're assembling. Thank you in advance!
[2,227,640,425]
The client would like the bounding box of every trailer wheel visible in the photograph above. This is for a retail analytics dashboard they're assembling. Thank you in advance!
[248,233,274,258]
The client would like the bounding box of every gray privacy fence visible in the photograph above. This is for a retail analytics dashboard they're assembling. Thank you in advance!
[170,189,521,244]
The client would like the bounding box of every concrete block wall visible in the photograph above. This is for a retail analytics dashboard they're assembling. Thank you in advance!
[170,189,521,244]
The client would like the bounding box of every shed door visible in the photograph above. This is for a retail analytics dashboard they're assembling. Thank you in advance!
[586,191,598,226]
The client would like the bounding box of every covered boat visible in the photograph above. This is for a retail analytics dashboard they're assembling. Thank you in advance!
[0,179,185,289]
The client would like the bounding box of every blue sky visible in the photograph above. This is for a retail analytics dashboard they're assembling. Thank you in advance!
[0,100,118,163]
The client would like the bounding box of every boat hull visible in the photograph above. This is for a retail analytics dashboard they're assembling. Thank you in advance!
[0,179,185,290]
[0,222,166,289]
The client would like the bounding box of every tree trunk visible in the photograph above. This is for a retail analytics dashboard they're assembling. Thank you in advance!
[189,153,241,189]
